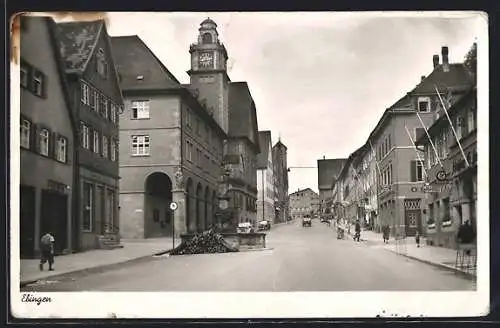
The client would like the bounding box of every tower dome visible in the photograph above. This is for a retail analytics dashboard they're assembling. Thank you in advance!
[200,17,217,29]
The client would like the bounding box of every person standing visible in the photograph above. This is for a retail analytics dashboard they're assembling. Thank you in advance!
[354,220,361,242]
[383,225,390,244]
[415,231,421,248]
[39,231,55,271]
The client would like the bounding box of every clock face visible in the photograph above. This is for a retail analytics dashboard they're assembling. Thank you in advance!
[199,52,214,68]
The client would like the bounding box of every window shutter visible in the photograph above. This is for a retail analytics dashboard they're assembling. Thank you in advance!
[88,126,94,152]
[65,137,69,163]
[30,122,38,152]
[410,160,416,182]
[41,72,48,99]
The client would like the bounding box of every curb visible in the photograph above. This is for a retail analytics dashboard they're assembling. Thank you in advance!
[20,248,174,288]
[382,247,476,281]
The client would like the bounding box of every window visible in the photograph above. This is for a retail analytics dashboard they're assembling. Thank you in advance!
[55,136,67,162]
[39,128,49,156]
[96,48,108,78]
[20,118,30,149]
[82,182,94,231]
[20,61,29,88]
[411,160,424,182]
[417,96,430,112]
[186,109,192,128]
[415,128,425,142]
[93,130,100,154]
[94,92,100,112]
[90,89,96,109]
[131,100,150,119]
[101,96,108,118]
[32,69,44,97]
[102,135,109,158]
[132,135,150,156]
[202,32,213,44]
[468,109,476,133]
[110,103,116,123]
[456,116,464,140]
[80,122,89,149]
[81,82,89,104]
[110,139,116,162]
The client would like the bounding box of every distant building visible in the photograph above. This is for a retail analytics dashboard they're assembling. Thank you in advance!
[317,158,345,218]
[272,140,289,223]
[110,35,226,238]
[256,131,275,223]
[57,19,123,251]
[20,16,76,258]
[416,86,476,248]
[289,188,319,220]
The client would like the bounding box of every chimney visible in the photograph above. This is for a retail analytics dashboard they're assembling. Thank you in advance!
[421,75,426,81]
[323,155,325,160]
[442,46,449,72]
[433,54,439,68]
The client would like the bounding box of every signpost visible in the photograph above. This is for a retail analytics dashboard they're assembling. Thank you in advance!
[170,202,178,250]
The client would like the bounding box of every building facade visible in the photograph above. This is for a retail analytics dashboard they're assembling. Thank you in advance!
[416,86,477,248]
[289,188,319,220]
[57,20,123,250]
[20,16,76,258]
[111,34,227,238]
[272,140,290,223]
[256,131,275,223]
[317,158,346,219]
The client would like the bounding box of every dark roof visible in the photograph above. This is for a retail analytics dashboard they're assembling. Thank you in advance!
[110,35,181,91]
[201,18,217,27]
[228,82,260,152]
[57,20,105,73]
[415,86,476,146]
[256,131,272,169]
[409,63,475,95]
[317,158,346,190]
[290,188,318,197]
[273,140,287,150]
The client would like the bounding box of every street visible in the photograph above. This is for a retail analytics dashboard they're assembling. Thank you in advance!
[22,220,474,292]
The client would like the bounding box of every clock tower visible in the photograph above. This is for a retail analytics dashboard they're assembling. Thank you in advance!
[188,18,230,134]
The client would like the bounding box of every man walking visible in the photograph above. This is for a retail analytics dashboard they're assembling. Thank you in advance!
[39,231,55,271]
[354,220,361,242]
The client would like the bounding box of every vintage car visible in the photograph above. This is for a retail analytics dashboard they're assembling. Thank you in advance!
[237,222,254,234]
[302,215,312,227]
[258,220,271,231]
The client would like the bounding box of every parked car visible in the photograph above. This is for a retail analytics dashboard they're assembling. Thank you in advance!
[302,215,312,227]
[237,222,254,233]
[258,220,271,231]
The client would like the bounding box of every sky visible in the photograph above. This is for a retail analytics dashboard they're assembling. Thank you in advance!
[57,11,484,193]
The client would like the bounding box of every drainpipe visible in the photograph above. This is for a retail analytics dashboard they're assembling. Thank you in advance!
[72,80,81,253]
[262,170,265,222]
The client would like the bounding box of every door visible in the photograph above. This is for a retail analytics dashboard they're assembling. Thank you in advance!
[41,190,68,255]
[20,185,36,258]
[405,210,421,237]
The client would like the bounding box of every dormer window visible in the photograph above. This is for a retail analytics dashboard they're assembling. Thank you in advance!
[96,48,108,78]
[417,97,431,112]
[202,32,213,44]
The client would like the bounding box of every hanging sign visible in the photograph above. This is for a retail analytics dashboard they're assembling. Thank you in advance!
[170,202,178,211]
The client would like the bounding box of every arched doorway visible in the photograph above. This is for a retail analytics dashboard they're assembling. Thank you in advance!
[185,178,194,233]
[196,183,204,232]
[144,172,172,238]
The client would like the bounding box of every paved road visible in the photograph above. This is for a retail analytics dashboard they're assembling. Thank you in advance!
[22,220,474,291]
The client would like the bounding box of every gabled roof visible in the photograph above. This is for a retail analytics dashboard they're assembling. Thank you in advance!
[273,140,287,150]
[228,82,260,152]
[317,158,346,190]
[57,20,105,73]
[256,131,272,169]
[409,63,475,95]
[415,86,476,146]
[110,35,181,91]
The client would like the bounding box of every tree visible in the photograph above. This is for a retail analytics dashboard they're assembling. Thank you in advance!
[464,42,477,75]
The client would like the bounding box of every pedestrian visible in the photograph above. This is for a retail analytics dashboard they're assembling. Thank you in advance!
[354,220,361,242]
[39,231,55,271]
[415,231,421,248]
[457,220,476,255]
[382,225,389,244]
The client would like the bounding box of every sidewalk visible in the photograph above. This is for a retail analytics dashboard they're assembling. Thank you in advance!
[20,237,181,287]
[360,229,476,279]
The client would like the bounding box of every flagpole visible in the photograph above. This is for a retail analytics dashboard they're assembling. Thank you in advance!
[404,123,428,180]
[415,110,443,168]
[434,85,470,167]
[368,139,382,177]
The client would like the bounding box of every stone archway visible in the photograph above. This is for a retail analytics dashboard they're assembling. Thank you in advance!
[196,183,204,232]
[185,178,194,233]
[144,172,173,238]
